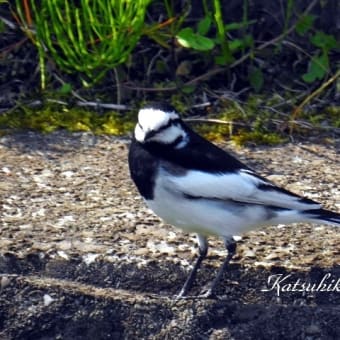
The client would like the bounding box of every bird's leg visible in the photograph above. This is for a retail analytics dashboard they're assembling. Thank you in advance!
[201,236,237,298]
[176,234,208,298]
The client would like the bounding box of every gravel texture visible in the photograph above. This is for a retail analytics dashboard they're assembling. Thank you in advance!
[0,131,339,339]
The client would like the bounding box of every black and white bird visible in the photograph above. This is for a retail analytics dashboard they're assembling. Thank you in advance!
[128,102,340,298]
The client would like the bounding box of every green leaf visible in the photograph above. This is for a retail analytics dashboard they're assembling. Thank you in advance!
[197,16,212,36]
[182,85,196,94]
[214,53,234,65]
[310,31,338,51]
[243,35,254,47]
[224,20,256,31]
[214,55,227,65]
[249,67,264,92]
[295,14,316,36]
[229,39,244,52]
[0,20,4,33]
[302,52,329,83]
[58,83,73,94]
[229,35,253,52]
[176,28,215,51]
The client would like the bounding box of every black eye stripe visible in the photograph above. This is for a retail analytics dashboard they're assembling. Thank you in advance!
[151,117,180,133]
[145,121,170,139]
[157,119,173,132]
[143,117,181,140]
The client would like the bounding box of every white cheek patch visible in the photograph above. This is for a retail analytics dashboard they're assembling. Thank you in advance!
[134,123,145,143]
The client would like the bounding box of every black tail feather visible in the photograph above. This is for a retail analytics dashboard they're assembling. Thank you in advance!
[303,208,340,226]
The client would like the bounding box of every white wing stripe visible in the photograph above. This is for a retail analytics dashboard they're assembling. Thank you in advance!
[161,168,320,210]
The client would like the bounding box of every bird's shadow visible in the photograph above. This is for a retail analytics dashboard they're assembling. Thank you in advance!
[1,251,339,306]
[0,130,124,155]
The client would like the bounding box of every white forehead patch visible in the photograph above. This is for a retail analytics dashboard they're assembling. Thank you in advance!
[138,108,179,132]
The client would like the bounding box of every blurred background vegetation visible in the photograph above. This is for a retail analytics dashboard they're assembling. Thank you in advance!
[0,0,339,144]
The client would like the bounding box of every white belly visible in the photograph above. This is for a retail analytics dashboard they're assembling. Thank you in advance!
[146,184,273,237]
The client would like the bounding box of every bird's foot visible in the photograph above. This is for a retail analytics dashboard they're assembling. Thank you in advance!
[173,288,187,301]
[173,286,217,300]
[197,284,219,299]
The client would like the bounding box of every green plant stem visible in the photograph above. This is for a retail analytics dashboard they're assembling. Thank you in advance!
[242,0,249,55]
[15,0,151,88]
[202,0,209,15]
[291,69,340,127]
[213,0,232,64]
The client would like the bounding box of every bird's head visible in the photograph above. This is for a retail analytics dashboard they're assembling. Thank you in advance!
[134,103,189,147]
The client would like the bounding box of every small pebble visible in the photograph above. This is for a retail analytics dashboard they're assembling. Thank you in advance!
[43,294,54,307]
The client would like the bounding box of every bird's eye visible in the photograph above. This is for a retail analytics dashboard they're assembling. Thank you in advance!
[145,129,157,140]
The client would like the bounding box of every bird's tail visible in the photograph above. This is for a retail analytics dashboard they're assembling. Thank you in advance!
[303,208,340,227]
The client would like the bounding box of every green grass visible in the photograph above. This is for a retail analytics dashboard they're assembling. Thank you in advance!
[0,104,135,136]
[0,96,338,145]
